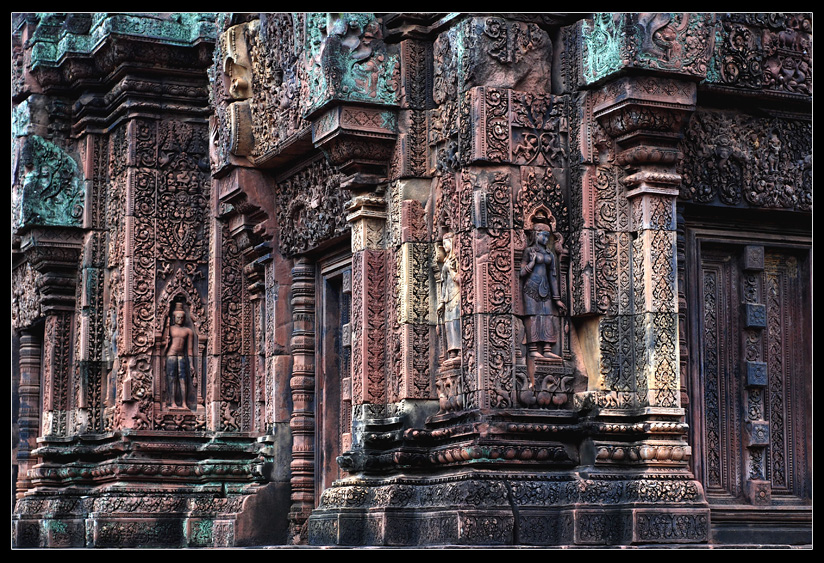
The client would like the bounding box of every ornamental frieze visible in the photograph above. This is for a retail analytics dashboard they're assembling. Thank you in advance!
[706,13,812,97]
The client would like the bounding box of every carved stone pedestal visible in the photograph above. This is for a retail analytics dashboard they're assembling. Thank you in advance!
[435,361,464,414]
[518,357,575,409]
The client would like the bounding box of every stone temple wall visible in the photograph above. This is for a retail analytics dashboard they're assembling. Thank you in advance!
[12,13,811,548]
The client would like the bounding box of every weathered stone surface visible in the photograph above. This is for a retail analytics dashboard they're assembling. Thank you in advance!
[12,12,811,548]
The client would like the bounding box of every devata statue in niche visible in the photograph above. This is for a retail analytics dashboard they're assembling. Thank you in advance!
[437,231,461,363]
[520,222,566,360]
[163,301,198,410]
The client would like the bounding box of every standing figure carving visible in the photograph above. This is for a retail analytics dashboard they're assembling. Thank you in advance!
[437,232,461,362]
[163,301,198,410]
[520,223,566,359]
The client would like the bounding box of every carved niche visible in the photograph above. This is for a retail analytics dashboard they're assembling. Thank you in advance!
[515,207,574,408]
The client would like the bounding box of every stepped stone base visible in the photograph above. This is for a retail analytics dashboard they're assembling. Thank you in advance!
[308,470,710,546]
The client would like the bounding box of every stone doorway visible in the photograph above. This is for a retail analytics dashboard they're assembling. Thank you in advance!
[315,249,353,502]
[685,225,812,543]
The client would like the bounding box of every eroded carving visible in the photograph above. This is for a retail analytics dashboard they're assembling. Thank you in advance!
[162,302,198,410]
[437,231,462,364]
[520,222,566,360]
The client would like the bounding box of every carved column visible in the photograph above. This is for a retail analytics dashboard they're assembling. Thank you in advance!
[12,254,44,499]
[592,76,695,408]
[347,193,389,408]
[288,257,316,543]
[15,329,42,498]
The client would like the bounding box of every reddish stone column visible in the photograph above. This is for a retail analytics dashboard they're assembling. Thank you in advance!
[287,257,316,543]
[15,329,42,498]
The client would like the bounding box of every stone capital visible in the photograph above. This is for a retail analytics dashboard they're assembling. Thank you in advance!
[592,76,696,167]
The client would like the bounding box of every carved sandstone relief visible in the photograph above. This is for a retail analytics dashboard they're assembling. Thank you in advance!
[13,135,84,230]
[679,109,811,211]
[707,13,811,97]
[581,13,713,85]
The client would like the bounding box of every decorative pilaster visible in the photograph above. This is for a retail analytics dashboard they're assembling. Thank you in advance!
[592,75,695,409]
[348,194,389,406]
[583,74,699,482]
[20,229,84,438]
[573,13,712,544]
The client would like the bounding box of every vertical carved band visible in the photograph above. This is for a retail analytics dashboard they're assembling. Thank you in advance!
[351,248,388,405]
[42,311,73,436]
